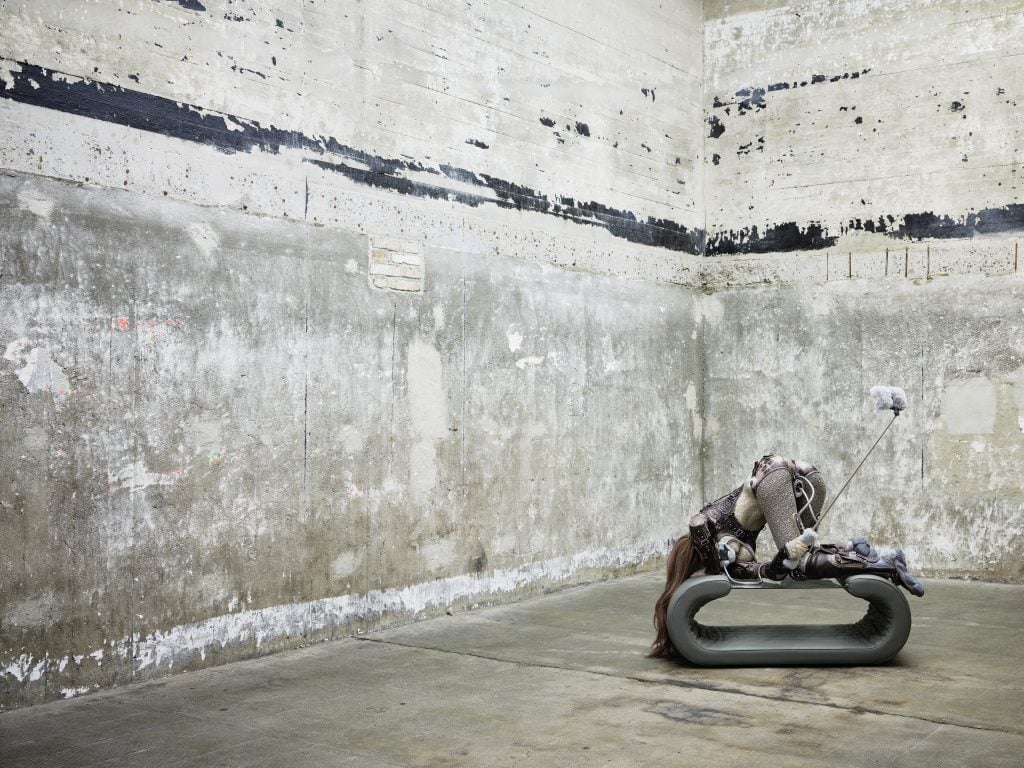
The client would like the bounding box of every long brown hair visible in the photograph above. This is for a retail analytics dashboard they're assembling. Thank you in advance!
[649,535,704,658]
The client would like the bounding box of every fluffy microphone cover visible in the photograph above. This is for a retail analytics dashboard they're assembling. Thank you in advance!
[870,385,908,413]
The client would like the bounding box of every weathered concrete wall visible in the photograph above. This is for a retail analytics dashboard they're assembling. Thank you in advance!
[0,0,705,273]
[704,0,1023,258]
[3,0,1023,712]
[0,1,706,708]
[0,173,702,707]
[700,1,1024,581]
[701,277,1024,582]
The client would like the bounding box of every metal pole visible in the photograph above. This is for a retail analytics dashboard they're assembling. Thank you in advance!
[814,411,899,531]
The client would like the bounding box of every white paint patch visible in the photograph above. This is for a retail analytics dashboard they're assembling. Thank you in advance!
[344,258,359,274]
[696,294,724,324]
[600,335,622,374]
[222,115,247,133]
[942,377,996,434]
[4,592,57,626]
[338,424,365,454]
[108,460,185,494]
[507,329,524,353]
[0,58,22,90]
[685,382,698,411]
[406,336,449,505]
[5,344,71,398]
[17,189,55,218]
[515,356,545,369]
[0,543,662,684]
[330,551,359,580]
[3,337,30,363]
[61,686,91,699]
[432,304,445,331]
[188,222,220,258]
[418,537,457,572]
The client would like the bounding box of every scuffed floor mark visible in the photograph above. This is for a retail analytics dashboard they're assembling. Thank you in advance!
[4,340,71,397]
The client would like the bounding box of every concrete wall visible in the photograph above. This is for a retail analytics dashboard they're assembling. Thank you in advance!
[700,1,1024,581]
[3,0,1024,711]
[0,1,705,708]
[704,0,1023,255]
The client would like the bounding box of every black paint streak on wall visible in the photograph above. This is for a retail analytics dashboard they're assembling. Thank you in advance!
[707,115,725,139]
[156,0,206,11]
[539,116,556,127]
[712,68,871,117]
[574,122,590,137]
[849,206,1024,240]
[709,205,1024,256]
[465,139,489,149]
[0,61,703,253]
[735,87,766,115]
[707,222,838,255]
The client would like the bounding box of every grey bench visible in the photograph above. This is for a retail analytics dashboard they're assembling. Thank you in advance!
[666,574,911,666]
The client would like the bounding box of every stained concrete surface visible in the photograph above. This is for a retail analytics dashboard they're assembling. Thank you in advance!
[1,571,1022,767]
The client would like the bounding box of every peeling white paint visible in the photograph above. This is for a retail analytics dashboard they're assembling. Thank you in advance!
[515,356,544,369]
[330,551,359,580]
[506,329,524,353]
[0,543,662,685]
[0,58,22,90]
[4,343,71,397]
[108,460,186,494]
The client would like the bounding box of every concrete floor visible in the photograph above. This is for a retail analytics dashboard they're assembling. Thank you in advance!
[2,572,1023,767]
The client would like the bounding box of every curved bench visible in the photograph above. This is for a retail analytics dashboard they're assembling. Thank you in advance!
[665,574,911,666]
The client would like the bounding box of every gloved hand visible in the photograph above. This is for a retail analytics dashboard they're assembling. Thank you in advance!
[783,528,818,569]
[717,540,737,565]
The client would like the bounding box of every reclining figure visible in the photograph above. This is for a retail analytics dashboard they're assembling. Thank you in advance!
[650,454,924,658]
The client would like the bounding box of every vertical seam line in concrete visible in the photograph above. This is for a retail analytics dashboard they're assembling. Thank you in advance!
[698,299,708,505]
[302,277,310,515]
[461,252,467,487]
[700,0,708,259]
[698,1,709,504]
[127,277,139,681]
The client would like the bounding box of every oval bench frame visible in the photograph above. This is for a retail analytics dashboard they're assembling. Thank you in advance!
[666,574,912,666]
